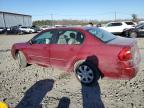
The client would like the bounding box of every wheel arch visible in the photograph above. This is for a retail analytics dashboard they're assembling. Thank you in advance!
[14,49,28,61]
[12,49,19,59]
[72,55,104,78]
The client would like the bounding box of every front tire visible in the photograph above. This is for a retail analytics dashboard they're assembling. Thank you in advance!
[16,51,27,68]
[130,32,137,38]
[18,31,24,35]
[75,62,100,85]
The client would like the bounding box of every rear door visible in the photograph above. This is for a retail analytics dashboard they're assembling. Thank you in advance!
[138,25,144,36]
[50,29,85,69]
[24,30,55,66]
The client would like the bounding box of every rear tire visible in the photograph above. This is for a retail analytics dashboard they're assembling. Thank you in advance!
[29,31,32,34]
[18,31,24,35]
[75,61,100,86]
[16,51,27,68]
[130,32,137,38]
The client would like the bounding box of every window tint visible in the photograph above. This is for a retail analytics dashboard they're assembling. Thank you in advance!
[107,23,122,27]
[140,25,144,29]
[125,22,134,25]
[21,27,27,28]
[136,23,144,29]
[87,28,116,42]
[32,31,54,44]
[56,30,84,45]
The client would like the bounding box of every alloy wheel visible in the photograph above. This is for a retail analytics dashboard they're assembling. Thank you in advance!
[76,64,94,84]
[130,32,137,38]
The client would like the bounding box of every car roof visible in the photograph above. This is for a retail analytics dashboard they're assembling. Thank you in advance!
[42,26,96,31]
[107,22,122,23]
[107,21,134,23]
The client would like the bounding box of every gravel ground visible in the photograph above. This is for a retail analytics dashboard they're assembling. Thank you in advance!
[0,34,144,108]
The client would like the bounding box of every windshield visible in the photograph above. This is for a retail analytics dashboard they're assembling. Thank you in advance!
[136,23,144,29]
[86,27,116,42]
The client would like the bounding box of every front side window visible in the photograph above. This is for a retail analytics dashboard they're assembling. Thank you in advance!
[136,23,144,29]
[140,25,144,29]
[56,30,84,45]
[32,31,54,44]
[107,23,122,27]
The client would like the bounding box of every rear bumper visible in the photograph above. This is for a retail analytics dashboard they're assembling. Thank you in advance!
[121,66,139,79]
[101,64,140,80]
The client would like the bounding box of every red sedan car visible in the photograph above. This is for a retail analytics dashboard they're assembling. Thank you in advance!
[11,27,141,85]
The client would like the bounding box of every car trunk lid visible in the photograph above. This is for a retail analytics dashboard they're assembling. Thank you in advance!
[107,36,141,68]
[107,36,136,46]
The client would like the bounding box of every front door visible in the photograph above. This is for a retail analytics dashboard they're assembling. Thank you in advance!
[24,30,54,66]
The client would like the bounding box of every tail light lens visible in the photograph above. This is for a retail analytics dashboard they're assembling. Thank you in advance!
[118,47,132,61]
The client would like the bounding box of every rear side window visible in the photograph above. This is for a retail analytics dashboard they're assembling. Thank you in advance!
[107,23,122,27]
[125,22,134,25]
[87,28,116,42]
[55,30,84,45]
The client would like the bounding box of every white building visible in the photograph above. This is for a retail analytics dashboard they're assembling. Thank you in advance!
[0,11,32,27]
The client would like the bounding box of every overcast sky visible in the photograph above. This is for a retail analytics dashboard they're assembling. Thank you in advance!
[0,0,143,21]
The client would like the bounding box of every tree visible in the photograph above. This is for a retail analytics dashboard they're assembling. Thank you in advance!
[132,14,138,22]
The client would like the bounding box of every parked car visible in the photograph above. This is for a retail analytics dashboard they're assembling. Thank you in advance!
[6,26,35,35]
[40,25,51,31]
[19,26,35,34]
[138,21,144,25]
[100,21,136,35]
[0,27,6,34]
[6,26,21,34]
[11,27,141,85]
[31,25,41,33]
[123,23,144,38]
[55,25,67,28]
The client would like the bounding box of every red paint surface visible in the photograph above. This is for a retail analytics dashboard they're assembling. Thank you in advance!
[11,27,141,80]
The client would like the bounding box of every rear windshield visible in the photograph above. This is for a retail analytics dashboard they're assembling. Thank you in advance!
[86,27,116,43]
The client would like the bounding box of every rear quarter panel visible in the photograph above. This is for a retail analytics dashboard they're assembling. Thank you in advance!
[70,32,127,78]
[81,43,123,78]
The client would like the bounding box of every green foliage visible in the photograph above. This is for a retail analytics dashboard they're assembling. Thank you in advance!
[33,19,99,26]
[33,17,144,26]
[33,20,52,26]
[132,14,138,22]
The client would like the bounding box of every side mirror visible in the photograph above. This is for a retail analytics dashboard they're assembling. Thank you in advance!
[29,40,33,45]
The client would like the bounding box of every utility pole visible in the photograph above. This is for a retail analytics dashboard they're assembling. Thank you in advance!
[114,11,117,21]
[51,13,53,26]
[2,12,6,28]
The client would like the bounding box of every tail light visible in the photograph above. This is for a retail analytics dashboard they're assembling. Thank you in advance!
[118,47,132,61]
